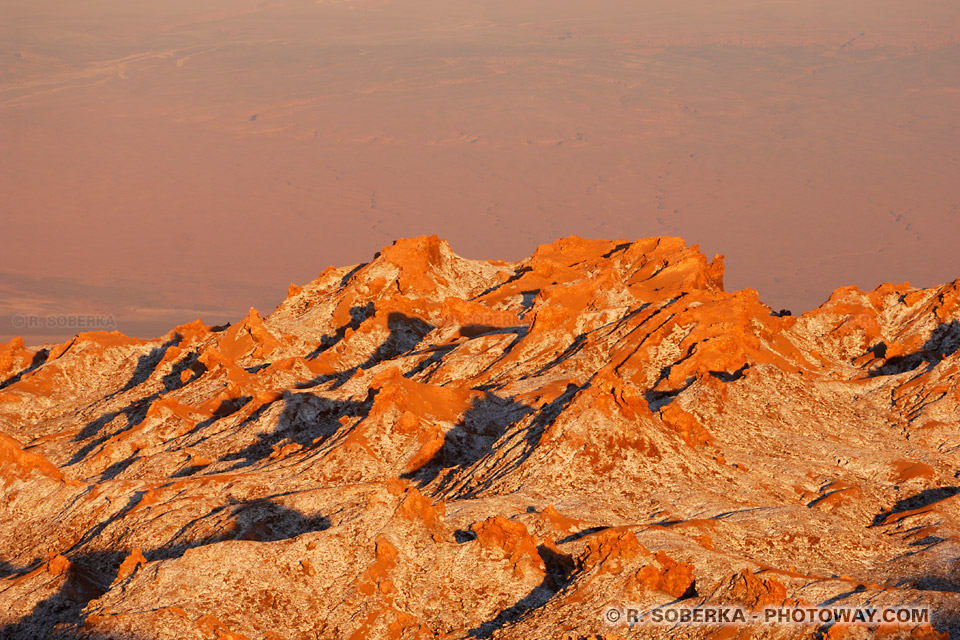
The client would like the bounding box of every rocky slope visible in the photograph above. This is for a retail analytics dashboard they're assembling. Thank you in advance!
[0,235,958,640]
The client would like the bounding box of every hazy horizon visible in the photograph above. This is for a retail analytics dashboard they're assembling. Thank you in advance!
[3,0,959,343]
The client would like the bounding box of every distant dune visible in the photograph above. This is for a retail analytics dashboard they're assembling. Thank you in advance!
[2,0,959,342]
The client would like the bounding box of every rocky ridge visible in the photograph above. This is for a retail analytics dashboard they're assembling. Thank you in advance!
[0,235,958,639]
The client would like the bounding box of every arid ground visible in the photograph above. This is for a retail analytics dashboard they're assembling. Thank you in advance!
[1,236,959,639]
[2,0,959,341]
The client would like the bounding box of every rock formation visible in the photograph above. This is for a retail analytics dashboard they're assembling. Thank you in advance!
[0,235,957,639]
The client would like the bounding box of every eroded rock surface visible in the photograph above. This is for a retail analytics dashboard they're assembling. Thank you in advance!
[1,236,958,639]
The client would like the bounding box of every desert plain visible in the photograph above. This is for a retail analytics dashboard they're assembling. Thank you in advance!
[2,0,959,341]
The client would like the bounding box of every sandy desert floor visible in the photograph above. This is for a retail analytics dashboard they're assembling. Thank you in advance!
[2,0,959,343]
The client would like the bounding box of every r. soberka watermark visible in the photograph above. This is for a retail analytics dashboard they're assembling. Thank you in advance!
[604,605,931,627]
[10,314,117,332]
[440,310,529,329]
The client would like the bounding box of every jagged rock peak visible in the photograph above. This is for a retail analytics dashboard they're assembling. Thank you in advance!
[0,236,957,639]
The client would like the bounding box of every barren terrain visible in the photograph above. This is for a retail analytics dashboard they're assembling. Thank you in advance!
[1,235,958,638]
[3,0,960,342]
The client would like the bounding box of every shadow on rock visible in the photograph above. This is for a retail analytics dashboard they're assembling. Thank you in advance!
[216,392,369,470]
[467,543,576,638]
[408,382,583,499]
[0,348,49,391]
[149,498,331,561]
[872,486,960,526]
[304,302,374,360]
[402,393,534,489]
[0,549,125,640]
[298,311,433,390]
[117,334,182,394]
[0,500,330,639]
[869,320,960,376]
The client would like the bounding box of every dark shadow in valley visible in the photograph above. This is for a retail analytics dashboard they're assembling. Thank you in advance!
[69,347,206,471]
[457,324,524,339]
[899,575,960,593]
[525,302,652,382]
[117,333,182,393]
[709,363,749,382]
[186,394,253,435]
[215,392,368,471]
[297,311,432,390]
[146,498,331,561]
[338,262,367,287]
[350,313,433,377]
[160,347,205,391]
[409,382,583,500]
[817,584,866,608]
[0,347,49,391]
[402,393,534,491]
[94,386,247,482]
[643,358,697,412]
[468,266,532,301]
[868,320,960,377]
[602,242,632,258]
[555,526,610,545]
[68,397,156,466]
[304,302,374,360]
[92,395,255,482]
[453,529,477,544]
[464,381,583,497]
[402,344,457,379]
[0,549,126,640]
[871,488,960,596]
[467,542,576,638]
[72,311,427,477]
[529,333,588,376]
[871,486,959,527]
[0,499,330,639]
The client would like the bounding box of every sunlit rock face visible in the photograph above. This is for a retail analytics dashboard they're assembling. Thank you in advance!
[1,236,958,639]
